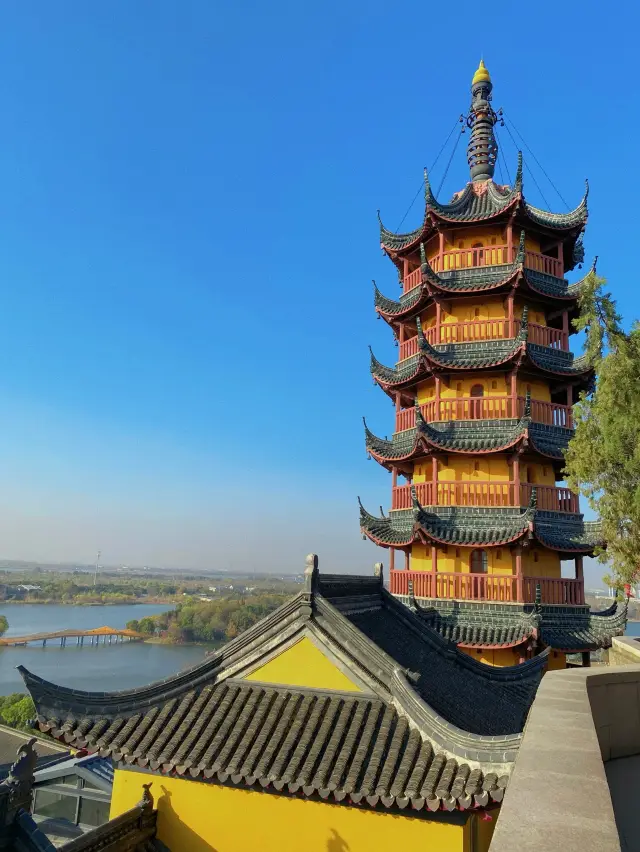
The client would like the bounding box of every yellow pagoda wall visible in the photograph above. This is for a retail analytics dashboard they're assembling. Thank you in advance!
[110,769,491,852]
[424,226,541,267]
[415,375,552,407]
[460,646,523,667]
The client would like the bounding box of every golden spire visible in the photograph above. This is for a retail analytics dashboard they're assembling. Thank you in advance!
[472,59,491,85]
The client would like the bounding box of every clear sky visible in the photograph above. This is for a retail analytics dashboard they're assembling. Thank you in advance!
[0,1,636,580]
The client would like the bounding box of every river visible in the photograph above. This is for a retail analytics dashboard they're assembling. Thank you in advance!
[0,603,207,694]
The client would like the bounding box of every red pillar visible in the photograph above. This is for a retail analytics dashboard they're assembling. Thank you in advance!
[404,550,410,571]
[562,310,569,351]
[512,456,520,505]
[435,300,442,344]
[431,456,438,505]
[515,546,524,602]
[431,545,438,598]
[434,375,441,420]
[438,231,445,271]
[507,292,515,337]
[506,222,513,261]
[510,371,518,417]
[389,549,395,572]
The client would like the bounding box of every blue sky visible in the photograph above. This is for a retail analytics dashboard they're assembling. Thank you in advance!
[0,1,636,580]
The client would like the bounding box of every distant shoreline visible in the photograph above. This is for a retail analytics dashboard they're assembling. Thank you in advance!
[0,599,176,607]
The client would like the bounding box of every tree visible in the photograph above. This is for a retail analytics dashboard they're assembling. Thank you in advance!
[564,272,640,588]
[0,615,8,637]
[0,694,36,730]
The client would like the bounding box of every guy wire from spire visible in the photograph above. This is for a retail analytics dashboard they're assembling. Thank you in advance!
[501,120,552,209]
[436,123,465,198]
[502,112,570,210]
[493,124,512,186]
[394,114,464,232]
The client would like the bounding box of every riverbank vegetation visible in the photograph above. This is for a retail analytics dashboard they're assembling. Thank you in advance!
[0,569,300,607]
[0,615,7,636]
[126,593,286,643]
[0,693,36,731]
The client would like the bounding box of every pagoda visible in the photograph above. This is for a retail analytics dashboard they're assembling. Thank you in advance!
[360,61,626,668]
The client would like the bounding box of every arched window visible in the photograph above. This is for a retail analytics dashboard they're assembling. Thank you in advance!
[470,384,484,397]
[470,549,488,573]
[472,241,484,266]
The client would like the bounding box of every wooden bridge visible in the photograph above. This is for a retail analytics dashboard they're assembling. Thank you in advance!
[0,626,146,647]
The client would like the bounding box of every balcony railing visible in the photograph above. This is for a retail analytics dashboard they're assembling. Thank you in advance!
[397,320,567,360]
[391,481,579,513]
[389,570,585,605]
[402,245,563,294]
[394,396,572,432]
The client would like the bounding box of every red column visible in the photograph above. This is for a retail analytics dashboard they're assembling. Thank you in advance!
[507,222,513,261]
[515,546,523,602]
[431,545,438,598]
[507,293,515,337]
[510,371,518,417]
[438,232,445,271]
[562,310,569,350]
[512,456,520,505]
[403,257,409,281]
[575,556,584,580]
[404,550,410,571]
[389,549,395,572]
[431,456,438,505]
[557,240,564,277]
[435,300,442,344]
[434,375,441,420]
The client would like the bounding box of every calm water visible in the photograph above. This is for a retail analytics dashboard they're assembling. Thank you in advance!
[0,604,207,694]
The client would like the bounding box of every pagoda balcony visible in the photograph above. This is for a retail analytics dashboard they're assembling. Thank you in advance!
[391,481,579,513]
[389,570,585,605]
[394,396,573,432]
[397,320,568,360]
[402,245,563,294]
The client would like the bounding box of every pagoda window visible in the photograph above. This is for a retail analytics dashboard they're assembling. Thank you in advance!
[526,466,536,484]
[470,384,484,419]
[470,384,484,397]
[470,549,488,574]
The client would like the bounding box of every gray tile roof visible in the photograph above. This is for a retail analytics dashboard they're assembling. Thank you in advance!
[359,501,602,554]
[397,596,627,653]
[17,566,554,815]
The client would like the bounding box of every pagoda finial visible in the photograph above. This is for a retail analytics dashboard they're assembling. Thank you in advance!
[466,60,498,182]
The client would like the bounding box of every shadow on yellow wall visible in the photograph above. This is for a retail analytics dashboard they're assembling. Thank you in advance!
[157,785,220,852]
[327,828,350,851]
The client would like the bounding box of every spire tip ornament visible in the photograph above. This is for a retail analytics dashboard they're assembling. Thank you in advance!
[466,61,498,182]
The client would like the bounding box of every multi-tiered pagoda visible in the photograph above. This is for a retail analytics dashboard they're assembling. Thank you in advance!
[360,61,626,667]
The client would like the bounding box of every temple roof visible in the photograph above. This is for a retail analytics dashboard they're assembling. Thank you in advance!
[19,560,553,815]
[364,401,572,465]
[370,327,592,393]
[359,497,603,555]
[400,596,627,653]
[379,160,588,255]
[373,256,597,324]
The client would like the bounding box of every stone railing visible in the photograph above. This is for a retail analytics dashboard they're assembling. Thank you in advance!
[490,663,640,852]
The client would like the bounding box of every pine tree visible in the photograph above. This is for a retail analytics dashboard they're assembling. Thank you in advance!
[564,272,640,588]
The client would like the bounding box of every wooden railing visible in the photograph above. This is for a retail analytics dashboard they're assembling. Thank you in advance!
[402,246,563,294]
[397,320,568,358]
[389,570,584,604]
[394,396,572,432]
[391,481,578,513]
[522,576,585,605]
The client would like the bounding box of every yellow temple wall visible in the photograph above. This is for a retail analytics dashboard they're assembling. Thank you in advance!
[410,543,513,575]
[521,548,561,577]
[411,457,556,486]
[243,637,362,692]
[420,299,547,327]
[111,770,481,852]
[415,376,552,405]
[424,226,541,261]
[460,647,522,667]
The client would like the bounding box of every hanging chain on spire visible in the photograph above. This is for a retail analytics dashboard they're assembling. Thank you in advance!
[466,60,499,182]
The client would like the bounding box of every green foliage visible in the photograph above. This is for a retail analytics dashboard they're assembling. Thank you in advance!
[565,274,640,587]
[0,693,36,730]
[573,272,624,365]
[0,615,8,636]
[145,594,286,643]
